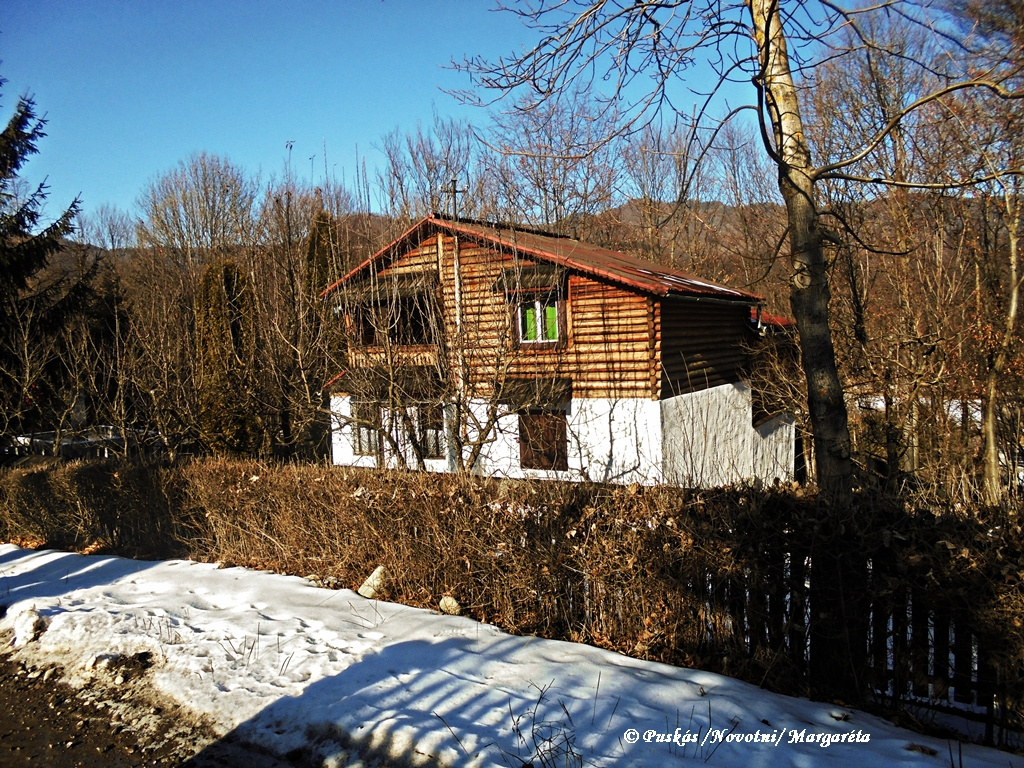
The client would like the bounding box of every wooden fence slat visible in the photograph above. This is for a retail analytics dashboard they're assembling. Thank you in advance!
[977,645,997,745]
[869,556,889,694]
[788,548,807,676]
[932,601,951,702]
[767,545,785,652]
[912,587,930,698]
[563,523,1014,734]
[953,614,973,704]
[730,571,747,650]
[892,586,908,700]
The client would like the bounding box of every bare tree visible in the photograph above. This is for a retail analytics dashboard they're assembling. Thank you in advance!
[127,153,261,455]
[967,120,1022,507]
[247,177,365,458]
[956,0,1024,506]
[484,87,619,238]
[800,6,1024,505]
[76,204,135,252]
[137,151,259,268]
[458,0,1023,506]
[377,111,485,222]
[613,122,707,264]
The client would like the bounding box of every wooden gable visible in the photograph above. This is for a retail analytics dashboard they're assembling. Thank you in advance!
[325,216,762,402]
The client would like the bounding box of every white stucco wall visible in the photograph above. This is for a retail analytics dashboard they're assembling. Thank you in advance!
[453,397,663,484]
[753,413,796,484]
[328,394,447,472]
[661,382,794,487]
[571,397,663,484]
[331,386,793,487]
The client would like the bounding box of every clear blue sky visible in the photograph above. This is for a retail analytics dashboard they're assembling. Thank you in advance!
[3,0,534,220]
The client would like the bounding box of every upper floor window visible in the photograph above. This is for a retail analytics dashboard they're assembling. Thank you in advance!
[349,273,438,348]
[493,265,566,348]
[356,294,435,346]
[518,293,560,344]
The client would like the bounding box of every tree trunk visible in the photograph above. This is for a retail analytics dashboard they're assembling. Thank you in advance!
[749,0,853,506]
[750,0,860,701]
[982,198,1020,507]
[982,371,1002,505]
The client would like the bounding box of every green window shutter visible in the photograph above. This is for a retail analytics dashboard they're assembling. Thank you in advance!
[523,304,538,340]
[543,303,558,340]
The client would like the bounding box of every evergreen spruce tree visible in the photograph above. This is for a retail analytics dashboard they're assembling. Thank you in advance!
[196,258,261,455]
[0,79,88,437]
[304,208,334,296]
[299,208,337,456]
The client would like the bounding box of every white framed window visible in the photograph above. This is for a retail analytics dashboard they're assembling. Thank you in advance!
[518,293,561,344]
[351,400,381,456]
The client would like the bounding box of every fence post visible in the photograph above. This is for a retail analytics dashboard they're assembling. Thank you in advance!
[809,540,868,702]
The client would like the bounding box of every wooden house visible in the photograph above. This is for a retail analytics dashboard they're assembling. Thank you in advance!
[321,214,793,487]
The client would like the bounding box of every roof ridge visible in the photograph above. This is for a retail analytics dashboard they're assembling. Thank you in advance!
[323,214,762,303]
[429,212,577,241]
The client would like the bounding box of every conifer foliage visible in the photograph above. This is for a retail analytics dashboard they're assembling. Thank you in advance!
[305,209,334,298]
[0,79,90,437]
[196,258,261,455]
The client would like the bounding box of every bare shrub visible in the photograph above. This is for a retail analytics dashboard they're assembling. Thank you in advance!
[0,460,188,558]
[2,458,1024,736]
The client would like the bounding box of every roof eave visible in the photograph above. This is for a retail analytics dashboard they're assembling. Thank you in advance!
[320,214,763,304]
[441,220,761,302]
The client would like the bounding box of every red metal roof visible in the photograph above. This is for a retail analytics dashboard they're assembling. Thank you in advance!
[321,215,764,304]
[751,307,796,328]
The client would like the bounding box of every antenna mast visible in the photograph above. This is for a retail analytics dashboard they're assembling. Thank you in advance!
[444,177,467,219]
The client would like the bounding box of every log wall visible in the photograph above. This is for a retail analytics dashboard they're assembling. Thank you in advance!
[346,230,752,402]
[659,299,751,397]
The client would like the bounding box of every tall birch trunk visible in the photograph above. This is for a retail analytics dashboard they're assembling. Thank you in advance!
[749,0,853,506]
[750,0,861,699]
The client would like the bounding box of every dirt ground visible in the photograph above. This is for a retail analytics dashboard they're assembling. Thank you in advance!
[0,645,296,767]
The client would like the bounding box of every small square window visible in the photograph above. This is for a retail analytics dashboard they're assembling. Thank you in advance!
[518,294,560,344]
[519,408,568,471]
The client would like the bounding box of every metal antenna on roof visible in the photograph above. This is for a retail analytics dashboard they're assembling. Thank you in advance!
[444,177,467,220]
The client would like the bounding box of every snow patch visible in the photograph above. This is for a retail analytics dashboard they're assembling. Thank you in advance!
[10,605,47,647]
[0,542,1019,768]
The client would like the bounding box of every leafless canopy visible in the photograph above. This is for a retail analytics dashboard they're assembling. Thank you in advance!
[457,0,1022,188]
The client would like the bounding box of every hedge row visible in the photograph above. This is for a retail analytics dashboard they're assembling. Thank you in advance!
[1,458,1022,740]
